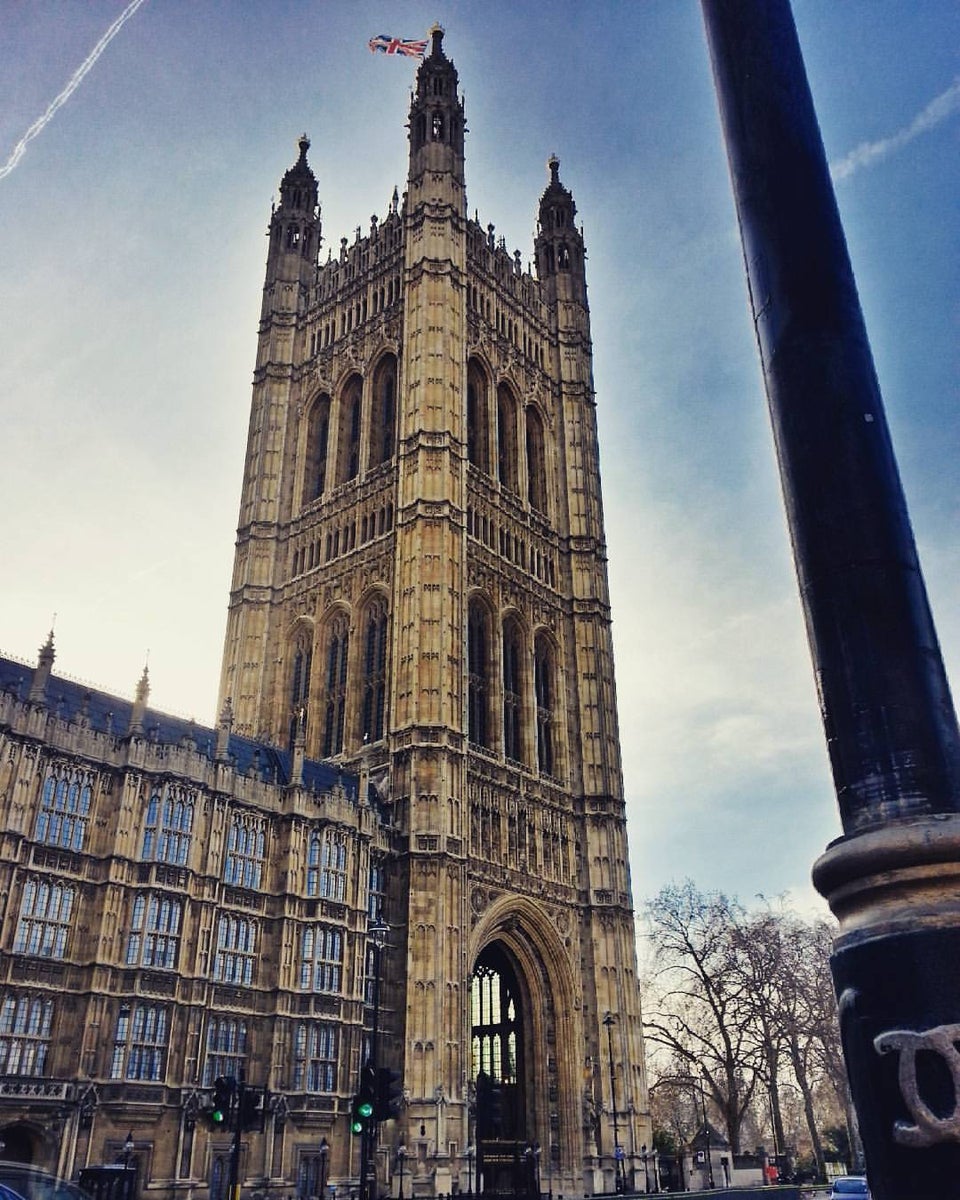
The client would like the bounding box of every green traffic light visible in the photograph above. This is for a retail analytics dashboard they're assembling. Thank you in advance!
[351,1119,363,1135]
[212,1110,225,1124]
[358,1101,373,1118]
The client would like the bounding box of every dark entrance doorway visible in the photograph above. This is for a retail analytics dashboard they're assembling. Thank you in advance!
[471,946,537,1197]
[0,1124,36,1164]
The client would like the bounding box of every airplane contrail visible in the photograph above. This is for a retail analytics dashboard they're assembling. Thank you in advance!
[0,0,149,181]
[831,76,960,182]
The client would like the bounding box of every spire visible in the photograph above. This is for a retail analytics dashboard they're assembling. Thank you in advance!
[265,133,322,294]
[290,705,306,787]
[407,26,466,207]
[535,155,586,303]
[128,662,150,735]
[216,696,234,761]
[28,629,56,705]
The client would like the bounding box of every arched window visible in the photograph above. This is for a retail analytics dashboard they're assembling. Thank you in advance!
[432,111,444,141]
[360,597,389,744]
[302,394,330,504]
[497,384,519,494]
[321,613,350,756]
[470,946,524,1142]
[14,879,75,958]
[534,633,557,777]
[338,376,363,483]
[213,915,257,985]
[307,830,348,900]
[142,785,194,865]
[368,356,397,469]
[468,599,492,749]
[126,893,182,969]
[526,407,548,514]
[289,630,313,748]
[502,616,525,763]
[467,361,490,472]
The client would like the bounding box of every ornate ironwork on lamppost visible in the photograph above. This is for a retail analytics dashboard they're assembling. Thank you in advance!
[396,1143,407,1200]
[603,1013,623,1193]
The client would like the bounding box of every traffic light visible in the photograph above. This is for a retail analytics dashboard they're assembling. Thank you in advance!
[240,1084,265,1132]
[209,1076,236,1130]
[351,1063,376,1135]
[375,1067,403,1121]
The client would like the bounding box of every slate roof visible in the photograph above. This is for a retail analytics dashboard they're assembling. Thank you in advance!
[0,653,358,800]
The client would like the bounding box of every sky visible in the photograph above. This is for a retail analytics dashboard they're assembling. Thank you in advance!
[1,1,957,918]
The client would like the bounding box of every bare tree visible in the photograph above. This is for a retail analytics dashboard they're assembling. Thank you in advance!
[643,881,759,1153]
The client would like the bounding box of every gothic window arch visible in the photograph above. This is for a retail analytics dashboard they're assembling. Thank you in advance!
[321,612,350,757]
[502,614,526,764]
[359,596,389,744]
[14,878,75,958]
[288,629,314,748]
[467,360,491,472]
[35,765,92,851]
[497,384,520,494]
[126,893,182,969]
[526,406,548,515]
[142,786,194,865]
[0,993,54,1076]
[204,1017,247,1084]
[337,375,363,484]
[306,829,347,900]
[299,925,343,992]
[368,355,397,468]
[534,632,558,778]
[302,393,331,505]
[432,111,444,141]
[213,915,257,985]
[468,597,493,750]
[224,814,267,889]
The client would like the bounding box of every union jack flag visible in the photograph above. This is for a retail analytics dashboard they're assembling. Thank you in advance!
[368,33,428,59]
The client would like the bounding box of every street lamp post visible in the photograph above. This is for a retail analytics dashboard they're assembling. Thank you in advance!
[698,1078,714,1189]
[362,917,389,1200]
[465,1145,475,1198]
[396,1144,406,1200]
[641,1145,650,1194]
[121,1132,135,1200]
[602,1014,622,1194]
[318,1137,329,1200]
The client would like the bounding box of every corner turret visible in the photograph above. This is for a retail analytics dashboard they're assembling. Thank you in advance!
[264,134,322,297]
[407,25,466,212]
[27,629,55,705]
[535,155,587,306]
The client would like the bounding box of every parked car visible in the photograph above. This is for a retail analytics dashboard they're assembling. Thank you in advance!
[0,1164,91,1200]
[829,1177,871,1199]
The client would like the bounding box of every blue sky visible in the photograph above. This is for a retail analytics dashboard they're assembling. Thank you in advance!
[1,1,957,914]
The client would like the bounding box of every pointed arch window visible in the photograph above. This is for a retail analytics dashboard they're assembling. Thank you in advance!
[502,616,525,764]
[213,914,257,985]
[467,361,490,472]
[368,357,397,469]
[534,634,557,778]
[526,407,548,514]
[126,893,182,969]
[141,785,194,865]
[468,599,492,749]
[321,613,350,757]
[307,829,347,900]
[289,631,313,748]
[14,878,75,959]
[359,597,389,744]
[338,376,363,484]
[35,765,92,851]
[497,384,519,495]
[204,1017,247,1084]
[303,394,330,505]
[0,993,54,1076]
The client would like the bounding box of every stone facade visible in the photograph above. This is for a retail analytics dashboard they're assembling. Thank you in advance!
[0,26,650,1200]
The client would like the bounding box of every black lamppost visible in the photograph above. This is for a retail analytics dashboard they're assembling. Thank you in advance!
[698,1078,714,1189]
[641,1145,650,1193]
[465,1144,475,1198]
[603,1014,622,1193]
[363,916,389,1200]
[396,1144,407,1200]
[318,1137,329,1200]
[121,1132,135,1200]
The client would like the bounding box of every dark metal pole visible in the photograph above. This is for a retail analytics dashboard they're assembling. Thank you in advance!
[603,1014,621,1192]
[230,1072,244,1200]
[701,3,960,1198]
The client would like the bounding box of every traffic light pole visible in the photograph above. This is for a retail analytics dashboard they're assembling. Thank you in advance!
[230,1069,245,1200]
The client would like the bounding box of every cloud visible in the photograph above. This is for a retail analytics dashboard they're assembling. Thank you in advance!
[831,76,960,181]
[0,0,149,181]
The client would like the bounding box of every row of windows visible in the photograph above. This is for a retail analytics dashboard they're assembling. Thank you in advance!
[466,506,558,588]
[313,216,402,302]
[0,993,344,1094]
[288,599,389,758]
[308,275,402,359]
[467,362,550,515]
[290,502,395,578]
[469,600,559,777]
[468,285,546,368]
[301,356,397,507]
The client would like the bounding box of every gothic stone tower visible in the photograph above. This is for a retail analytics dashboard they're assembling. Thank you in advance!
[219,27,651,1197]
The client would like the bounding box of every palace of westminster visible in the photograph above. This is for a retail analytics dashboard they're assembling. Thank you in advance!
[0,28,651,1200]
